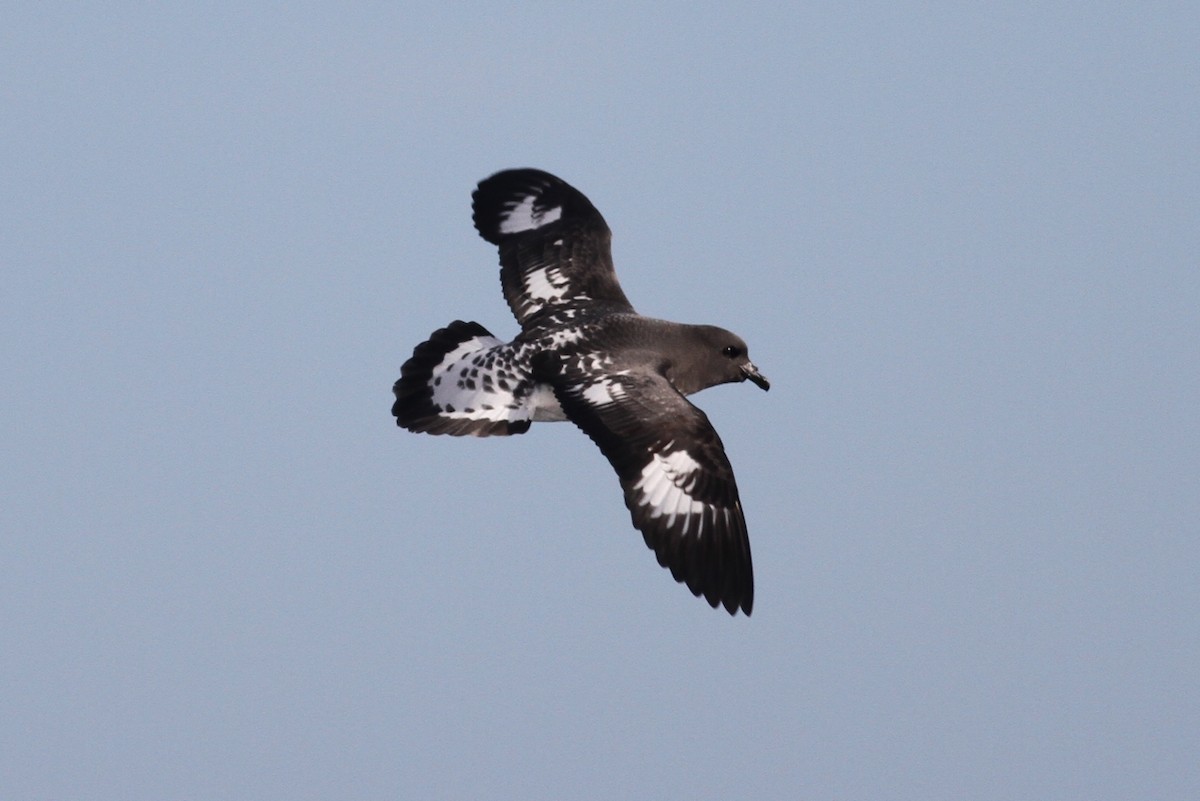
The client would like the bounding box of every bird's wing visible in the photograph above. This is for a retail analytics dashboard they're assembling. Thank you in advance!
[536,351,754,615]
[472,169,635,327]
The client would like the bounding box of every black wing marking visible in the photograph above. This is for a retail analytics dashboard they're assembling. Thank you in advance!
[472,169,634,327]
[537,353,754,615]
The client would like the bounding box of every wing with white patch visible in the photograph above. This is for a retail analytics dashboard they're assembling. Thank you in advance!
[472,169,634,327]
[393,320,536,437]
[537,355,755,615]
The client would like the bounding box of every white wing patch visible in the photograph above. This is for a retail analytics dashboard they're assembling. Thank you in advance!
[498,193,563,234]
[581,377,628,406]
[524,265,570,302]
[632,449,715,535]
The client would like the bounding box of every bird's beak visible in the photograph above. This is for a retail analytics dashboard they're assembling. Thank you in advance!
[742,362,770,391]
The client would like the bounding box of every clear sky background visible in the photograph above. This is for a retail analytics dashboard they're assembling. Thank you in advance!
[3,4,1197,800]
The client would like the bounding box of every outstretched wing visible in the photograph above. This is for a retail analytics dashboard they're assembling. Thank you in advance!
[472,169,634,327]
[537,353,754,616]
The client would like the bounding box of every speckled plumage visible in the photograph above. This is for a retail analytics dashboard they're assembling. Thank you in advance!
[393,169,768,615]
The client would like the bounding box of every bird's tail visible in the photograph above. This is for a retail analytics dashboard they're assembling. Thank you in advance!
[392,320,534,437]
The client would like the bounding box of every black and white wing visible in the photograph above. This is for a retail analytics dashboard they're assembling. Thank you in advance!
[472,169,635,327]
[537,354,755,616]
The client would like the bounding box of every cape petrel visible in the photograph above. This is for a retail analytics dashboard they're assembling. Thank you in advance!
[393,169,768,615]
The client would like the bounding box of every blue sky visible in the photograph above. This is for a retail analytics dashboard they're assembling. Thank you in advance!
[3,4,1197,799]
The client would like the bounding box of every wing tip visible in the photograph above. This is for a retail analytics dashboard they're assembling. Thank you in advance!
[472,168,600,245]
[636,509,755,617]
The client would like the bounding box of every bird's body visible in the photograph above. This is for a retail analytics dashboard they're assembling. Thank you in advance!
[393,169,768,615]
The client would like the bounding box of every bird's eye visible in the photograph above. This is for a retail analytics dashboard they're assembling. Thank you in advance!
[722,345,741,358]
